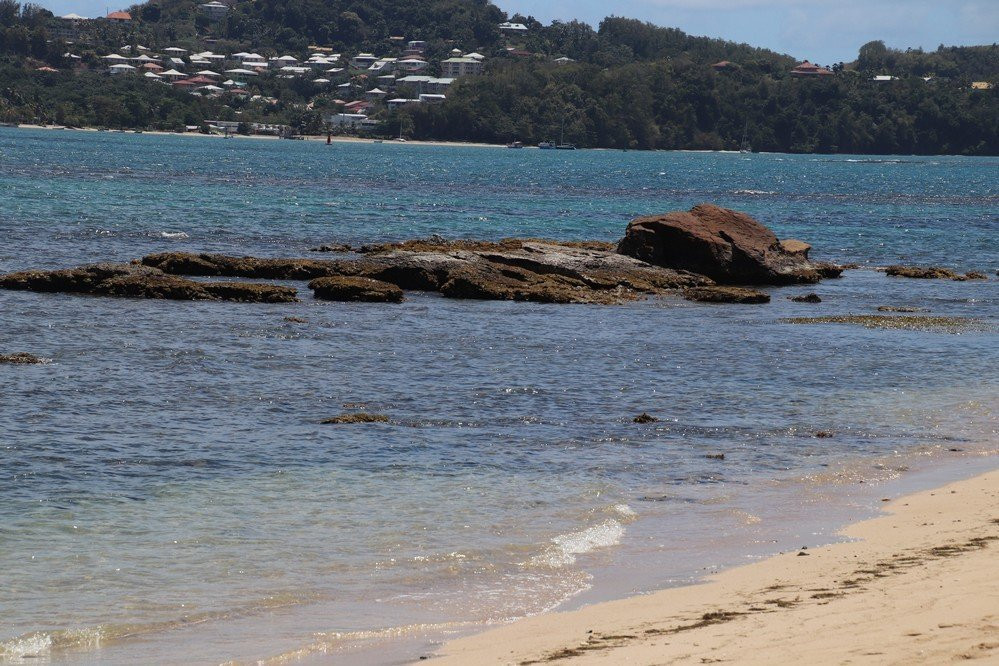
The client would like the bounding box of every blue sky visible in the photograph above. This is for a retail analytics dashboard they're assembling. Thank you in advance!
[36,0,998,65]
[497,0,999,64]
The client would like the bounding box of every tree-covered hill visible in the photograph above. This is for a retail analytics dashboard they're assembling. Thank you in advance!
[0,0,995,153]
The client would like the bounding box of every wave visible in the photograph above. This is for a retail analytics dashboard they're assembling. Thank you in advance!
[529,519,626,568]
[157,231,189,239]
[732,189,776,195]
[0,593,316,661]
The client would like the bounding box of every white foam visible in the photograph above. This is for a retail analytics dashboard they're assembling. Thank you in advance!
[529,519,625,568]
[158,231,189,239]
[732,189,776,195]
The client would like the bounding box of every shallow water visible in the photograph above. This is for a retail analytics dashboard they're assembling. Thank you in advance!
[0,129,997,664]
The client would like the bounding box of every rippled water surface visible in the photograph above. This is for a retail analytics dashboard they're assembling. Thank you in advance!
[0,128,997,664]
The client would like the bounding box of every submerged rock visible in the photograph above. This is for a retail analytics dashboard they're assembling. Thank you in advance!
[683,286,770,304]
[790,293,822,303]
[0,352,49,364]
[309,276,404,303]
[0,263,298,303]
[633,412,659,424]
[963,271,988,280]
[877,305,927,313]
[321,413,389,424]
[310,243,353,253]
[780,315,992,333]
[617,204,829,285]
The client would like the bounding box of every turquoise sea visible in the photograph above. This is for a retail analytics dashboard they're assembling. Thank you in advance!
[0,128,997,664]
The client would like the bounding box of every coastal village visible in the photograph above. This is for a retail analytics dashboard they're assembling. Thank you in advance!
[35,11,542,136]
[21,7,994,142]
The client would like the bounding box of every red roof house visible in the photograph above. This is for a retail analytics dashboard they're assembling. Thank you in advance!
[105,10,131,21]
[790,61,833,77]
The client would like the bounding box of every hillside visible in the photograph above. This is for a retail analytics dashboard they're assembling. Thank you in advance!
[0,0,996,153]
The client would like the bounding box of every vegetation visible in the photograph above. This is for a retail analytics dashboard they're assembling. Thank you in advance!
[0,0,995,154]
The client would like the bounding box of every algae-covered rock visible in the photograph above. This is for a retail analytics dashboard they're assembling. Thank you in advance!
[683,286,770,304]
[309,276,405,303]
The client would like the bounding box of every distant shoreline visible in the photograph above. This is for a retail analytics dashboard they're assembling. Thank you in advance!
[6,123,508,149]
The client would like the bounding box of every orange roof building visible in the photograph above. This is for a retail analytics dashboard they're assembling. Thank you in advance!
[790,61,833,77]
[106,10,131,21]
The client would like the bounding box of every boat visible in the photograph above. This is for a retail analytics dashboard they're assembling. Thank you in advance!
[506,141,524,149]
[538,141,555,149]
[555,143,576,150]
[739,122,752,153]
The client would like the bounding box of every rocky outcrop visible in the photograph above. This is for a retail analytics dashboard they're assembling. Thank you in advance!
[633,412,659,424]
[309,276,405,303]
[0,352,49,364]
[617,204,836,285]
[141,242,712,305]
[683,286,770,304]
[790,293,822,303]
[885,265,960,279]
[0,263,298,303]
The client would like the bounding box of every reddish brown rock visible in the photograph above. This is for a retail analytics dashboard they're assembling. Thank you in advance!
[309,276,405,303]
[617,204,819,284]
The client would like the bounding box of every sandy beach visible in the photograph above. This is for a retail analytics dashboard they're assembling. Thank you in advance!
[8,123,506,148]
[429,467,999,665]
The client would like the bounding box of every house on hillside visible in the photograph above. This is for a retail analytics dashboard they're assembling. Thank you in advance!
[105,10,131,23]
[971,81,994,90]
[499,22,528,32]
[872,75,898,82]
[199,2,228,21]
[790,61,833,77]
[441,57,483,77]
[711,60,736,71]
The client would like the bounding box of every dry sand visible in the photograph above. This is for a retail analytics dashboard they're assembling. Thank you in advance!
[428,469,999,665]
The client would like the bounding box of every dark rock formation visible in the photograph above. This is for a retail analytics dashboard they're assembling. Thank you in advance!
[705,453,726,460]
[617,204,831,285]
[0,263,297,303]
[683,286,770,304]
[885,265,959,279]
[0,352,48,364]
[633,412,659,424]
[310,276,405,303]
[963,271,988,280]
[142,242,711,305]
[790,293,822,303]
[321,413,390,424]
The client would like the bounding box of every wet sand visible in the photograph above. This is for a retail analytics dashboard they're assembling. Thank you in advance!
[428,468,999,664]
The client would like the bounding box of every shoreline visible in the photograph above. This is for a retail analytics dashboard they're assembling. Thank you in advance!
[427,459,999,665]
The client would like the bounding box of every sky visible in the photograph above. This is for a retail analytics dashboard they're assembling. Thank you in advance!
[496,0,999,65]
[34,0,999,65]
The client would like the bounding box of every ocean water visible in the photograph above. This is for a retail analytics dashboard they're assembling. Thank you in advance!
[0,128,997,664]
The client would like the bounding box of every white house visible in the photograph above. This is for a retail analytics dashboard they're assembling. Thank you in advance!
[397,58,428,73]
[199,1,228,20]
[101,53,130,65]
[441,57,483,77]
[326,113,369,129]
[499,22,528,31]
[108,63,136,75]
